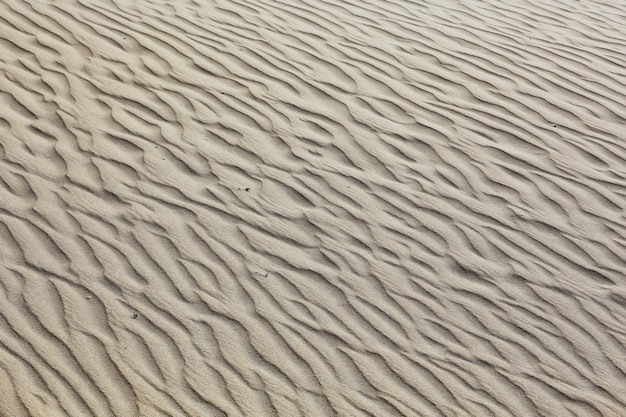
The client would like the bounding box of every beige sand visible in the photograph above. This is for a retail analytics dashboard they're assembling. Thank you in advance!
[1,0,625,415]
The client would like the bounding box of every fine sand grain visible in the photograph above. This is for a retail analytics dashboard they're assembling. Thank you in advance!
[1,0,625,416]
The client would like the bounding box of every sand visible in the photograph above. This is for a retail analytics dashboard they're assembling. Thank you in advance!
[0,0,625,416]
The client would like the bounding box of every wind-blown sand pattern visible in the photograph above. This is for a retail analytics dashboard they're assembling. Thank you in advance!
[1,0,625,415]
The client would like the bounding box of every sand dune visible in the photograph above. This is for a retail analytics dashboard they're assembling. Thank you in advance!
[1,0,625,415]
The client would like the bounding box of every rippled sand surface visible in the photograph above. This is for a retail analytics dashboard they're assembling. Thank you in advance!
[1,0,625,416]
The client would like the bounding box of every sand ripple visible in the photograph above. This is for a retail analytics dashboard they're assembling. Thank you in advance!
[1,0,625,415]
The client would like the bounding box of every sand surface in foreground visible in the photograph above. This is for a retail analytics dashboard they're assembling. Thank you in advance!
[1,0,625,416]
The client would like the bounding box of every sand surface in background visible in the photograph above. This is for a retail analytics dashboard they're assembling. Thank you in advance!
[1,0,625,416]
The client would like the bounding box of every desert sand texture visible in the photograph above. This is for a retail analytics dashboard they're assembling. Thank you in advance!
[0,0,625,416]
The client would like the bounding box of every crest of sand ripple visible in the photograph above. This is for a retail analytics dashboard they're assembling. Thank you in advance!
[0,0,625,416]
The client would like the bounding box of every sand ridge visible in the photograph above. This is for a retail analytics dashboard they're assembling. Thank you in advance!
[0,0,625,416]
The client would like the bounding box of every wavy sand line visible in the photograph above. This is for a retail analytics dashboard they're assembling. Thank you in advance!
[1,0,625,416]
